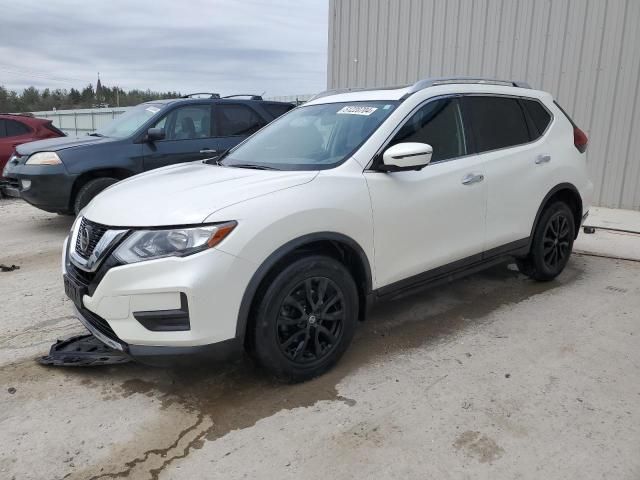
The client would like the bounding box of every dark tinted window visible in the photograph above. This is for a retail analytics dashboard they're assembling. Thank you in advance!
[522,99,552,137]
[5,119,30,136]
[389,97,466,162]
[0,120,6,138]
[218,104,265,136]
[465,96,530,152]
[154,105,212,140]
[263,103,294,118]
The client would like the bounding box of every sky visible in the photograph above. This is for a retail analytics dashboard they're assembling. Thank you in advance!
[0,0,328,97]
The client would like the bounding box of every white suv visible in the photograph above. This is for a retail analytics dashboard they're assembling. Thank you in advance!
[63,78,593,381]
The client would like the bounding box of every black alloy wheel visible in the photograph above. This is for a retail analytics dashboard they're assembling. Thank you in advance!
[276,277,345,365]
[542,211,572,270]
[516,201,575,281]
[250,255,358,382]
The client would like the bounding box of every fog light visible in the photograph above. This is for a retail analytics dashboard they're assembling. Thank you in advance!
[21,179,31,190]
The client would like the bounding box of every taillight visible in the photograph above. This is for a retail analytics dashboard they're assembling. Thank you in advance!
[573,126,588,153]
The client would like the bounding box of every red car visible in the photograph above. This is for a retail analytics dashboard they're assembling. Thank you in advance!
[0,114,65,185]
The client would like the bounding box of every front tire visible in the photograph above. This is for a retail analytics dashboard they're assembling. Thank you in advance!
[517,202,575,281]
[251,255,359,382]
[74,177,118,215]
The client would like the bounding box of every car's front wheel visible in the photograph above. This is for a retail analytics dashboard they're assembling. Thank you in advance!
[251,255,359,382]
[517,201,575,281]
[74,177,118,215]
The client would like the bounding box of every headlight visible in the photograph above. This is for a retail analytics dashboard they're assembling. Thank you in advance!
[26,152,62,165]
[113,221,237,264]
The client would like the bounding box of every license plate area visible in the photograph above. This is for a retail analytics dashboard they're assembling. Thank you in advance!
[64,274,86,309]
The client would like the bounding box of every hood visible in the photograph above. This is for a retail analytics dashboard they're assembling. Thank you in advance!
[83,162,318,227]
[16,135,114,155]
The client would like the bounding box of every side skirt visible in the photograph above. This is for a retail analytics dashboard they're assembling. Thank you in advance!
[373,238,530,300]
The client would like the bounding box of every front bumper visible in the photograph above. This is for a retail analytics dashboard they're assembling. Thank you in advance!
[63,235,257,358]
[2,161,76,213]
[74,305,243,365]
[0,178,20,198]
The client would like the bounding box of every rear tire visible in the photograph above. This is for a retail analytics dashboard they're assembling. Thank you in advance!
[251,255,358,382]
[74,177,118,215]
[517,202,575,281]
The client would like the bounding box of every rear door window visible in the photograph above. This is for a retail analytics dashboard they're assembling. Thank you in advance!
[0,120,6,138]
[217,104,266,136]
[5,119,31,137]
[154,105,212,140]
[389,97,466,162]
[263,103,294,118]
[464,96,530,153]
[521,99,552,137]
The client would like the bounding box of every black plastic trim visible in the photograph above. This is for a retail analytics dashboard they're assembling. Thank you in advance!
[375,238,529,299]
[133,293,191,331]
[529,183,582,242]
[234,232,373,340]
[127,338,242,366]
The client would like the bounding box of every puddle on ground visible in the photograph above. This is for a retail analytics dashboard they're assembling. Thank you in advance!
[51,261,582,479]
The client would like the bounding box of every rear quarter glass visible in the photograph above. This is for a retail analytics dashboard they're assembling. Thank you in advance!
[553,101,588,153]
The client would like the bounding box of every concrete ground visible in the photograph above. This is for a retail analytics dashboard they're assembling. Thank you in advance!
[1,198,639,480]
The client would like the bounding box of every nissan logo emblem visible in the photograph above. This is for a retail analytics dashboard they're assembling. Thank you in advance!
[78,225,92,254]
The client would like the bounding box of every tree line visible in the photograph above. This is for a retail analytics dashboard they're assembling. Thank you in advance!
[0,83,182,113]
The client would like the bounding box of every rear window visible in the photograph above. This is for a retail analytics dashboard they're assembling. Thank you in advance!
[521,99,552,137]
[5,119,31,136]
[464,96,530,153]
[45,123,66,136]
[218,104,266,136]
[263,103,294,118]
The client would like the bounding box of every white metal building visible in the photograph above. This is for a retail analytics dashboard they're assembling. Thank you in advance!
[328,0,640,209]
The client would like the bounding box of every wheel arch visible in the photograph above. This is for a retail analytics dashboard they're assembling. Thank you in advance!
[69,168,134,211]
[236,232,373,346]
[530,183,583,242]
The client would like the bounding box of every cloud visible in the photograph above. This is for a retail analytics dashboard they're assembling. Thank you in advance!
[0,0,328,97]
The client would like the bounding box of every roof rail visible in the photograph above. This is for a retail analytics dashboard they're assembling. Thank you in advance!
[406,77,531,95]
[309,78,531,102]
[309,85,409,102]
[222,94,263,101]
[181,92,221,99]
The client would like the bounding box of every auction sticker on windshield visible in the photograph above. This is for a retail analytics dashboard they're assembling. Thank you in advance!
[337,106,378,116]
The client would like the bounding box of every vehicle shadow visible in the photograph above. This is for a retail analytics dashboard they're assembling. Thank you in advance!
[70,260,582,448]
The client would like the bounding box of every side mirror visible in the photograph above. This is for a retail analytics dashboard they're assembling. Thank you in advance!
[381,142,433,171]
[146,127,165,142]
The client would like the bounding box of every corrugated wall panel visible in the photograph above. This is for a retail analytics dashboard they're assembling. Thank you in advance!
[606,0,640,208]
[327,0,640,209]
[588,1,627,204]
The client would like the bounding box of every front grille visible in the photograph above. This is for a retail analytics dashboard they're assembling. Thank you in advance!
[75,217,109,259]
[80,307,122,345]
[6,178,20,189]
[67,261,95,287]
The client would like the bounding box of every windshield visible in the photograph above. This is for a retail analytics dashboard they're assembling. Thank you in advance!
[95,103,164,138]
[222,101,398,170]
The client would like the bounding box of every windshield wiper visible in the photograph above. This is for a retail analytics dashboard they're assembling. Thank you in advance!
[204,149,230,165]
[228,163,280,170]
[87,132,104,137]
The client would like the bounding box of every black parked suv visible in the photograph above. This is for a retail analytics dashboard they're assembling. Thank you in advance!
[1,94,294,214]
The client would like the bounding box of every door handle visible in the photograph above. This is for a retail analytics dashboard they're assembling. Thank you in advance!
[461,173,484,185]
[535,154,551,164]
[199,149,218,154]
